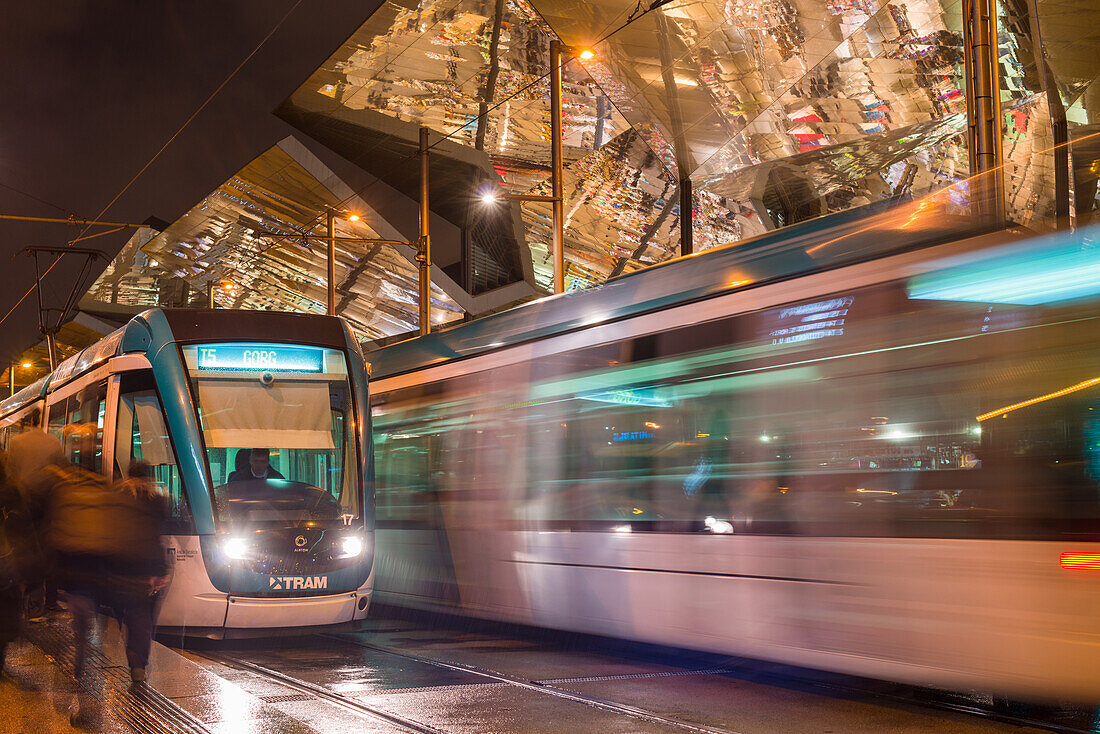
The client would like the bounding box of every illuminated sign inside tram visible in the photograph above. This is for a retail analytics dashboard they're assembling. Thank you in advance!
[196,343,324,372]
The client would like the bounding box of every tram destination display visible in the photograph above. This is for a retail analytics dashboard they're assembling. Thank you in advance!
[195,343,325,372]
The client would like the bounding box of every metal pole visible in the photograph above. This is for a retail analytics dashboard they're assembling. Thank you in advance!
[1025,0,1070,226]
[207,282,215,309]
[550,39,565,294]
[9,365,14,397]
[327,209,337,316]
[418,126,432,335]
[45,332,56,371]
[680,179,693,256]
[963,0,1004,224]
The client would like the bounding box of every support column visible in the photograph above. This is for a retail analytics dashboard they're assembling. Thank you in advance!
[207,282,215,309]
[963,0,1005,223]
[9,365,14,398]
[680,179,693,256]
[418,126,432,335]
[327,209,337,316]
[550,39,565,294]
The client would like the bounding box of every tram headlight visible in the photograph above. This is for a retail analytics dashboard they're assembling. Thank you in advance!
[338,536,363,559]
[223,536,249,560]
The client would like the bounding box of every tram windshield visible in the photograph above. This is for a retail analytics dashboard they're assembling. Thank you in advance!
[181,343,360,527]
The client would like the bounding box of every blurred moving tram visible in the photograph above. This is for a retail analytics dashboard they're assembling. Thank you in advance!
[367,199,1100,702]
[0,309,374,638]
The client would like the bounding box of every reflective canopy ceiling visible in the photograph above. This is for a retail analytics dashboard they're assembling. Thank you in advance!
[283,0,971,288]
[83,0,1100,341]
[85,141,464,340]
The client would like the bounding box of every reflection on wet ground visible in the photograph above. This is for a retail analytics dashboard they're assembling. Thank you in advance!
[0,638,127,733]
[178,608,1089,734]
[7,606,1098,732]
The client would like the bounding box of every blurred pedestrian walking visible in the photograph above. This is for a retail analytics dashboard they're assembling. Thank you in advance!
[0,447,43,674]
[107,460,169,683]
[48,433,168,686]
[5,431,65,622]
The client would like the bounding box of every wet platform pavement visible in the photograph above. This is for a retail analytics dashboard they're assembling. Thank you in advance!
[5,607,1096,733]
[180,613,1088,734]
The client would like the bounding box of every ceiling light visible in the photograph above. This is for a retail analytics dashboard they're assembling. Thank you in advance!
[348,214,360,222]
[578,48,595,61]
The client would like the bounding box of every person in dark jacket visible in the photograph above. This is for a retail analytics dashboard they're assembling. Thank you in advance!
[107,461,169,683]
[49,444,169,685]
[5,431,65,621]
[0,449,42,673]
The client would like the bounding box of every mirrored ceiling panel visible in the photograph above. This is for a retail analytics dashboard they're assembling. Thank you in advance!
[86,144,463,339]
[310,0,632,186]
[289,0,983,286]
[539,0,971,241]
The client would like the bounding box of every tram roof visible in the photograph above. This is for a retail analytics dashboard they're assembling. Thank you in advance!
[0,308,358,417]
[366,196,984,379]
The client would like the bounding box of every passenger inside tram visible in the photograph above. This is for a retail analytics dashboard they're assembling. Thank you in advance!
[226,448,285,482]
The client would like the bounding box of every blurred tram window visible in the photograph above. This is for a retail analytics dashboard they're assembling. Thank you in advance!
[116,371,190,530]
[372,266,1100,539]
[375,428,440,526]
[61,381,106,473]
[47,397,68,441]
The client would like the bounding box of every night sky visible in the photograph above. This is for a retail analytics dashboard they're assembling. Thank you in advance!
[0,1,375,366]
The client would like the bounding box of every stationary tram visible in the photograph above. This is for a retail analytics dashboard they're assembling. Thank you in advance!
[367,200,1100,701]
[0,309,374,638]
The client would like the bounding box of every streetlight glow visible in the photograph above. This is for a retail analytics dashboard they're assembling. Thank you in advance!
[481,191,498,204]
[347,214,360,222]
[578,48,595,61]
[21,362,31,369]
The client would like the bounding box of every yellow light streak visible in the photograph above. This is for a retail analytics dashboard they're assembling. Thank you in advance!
[977,376,1100,422]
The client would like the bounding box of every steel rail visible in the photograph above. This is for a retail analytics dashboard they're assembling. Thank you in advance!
[325,634,744,734]
[196,653,447,734]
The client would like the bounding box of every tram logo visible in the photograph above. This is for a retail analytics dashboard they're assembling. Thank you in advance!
[268,575,328,591]
[294,535,308,547]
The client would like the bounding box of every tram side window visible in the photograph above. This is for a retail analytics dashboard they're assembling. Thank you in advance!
[47,398,68,441]
[61,382,106,473]
[375,429,440,526]
[116,373,190,530]
[18,409,40,432]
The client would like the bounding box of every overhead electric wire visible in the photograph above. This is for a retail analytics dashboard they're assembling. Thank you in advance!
[0,0,306,330]
[0,181,73,217]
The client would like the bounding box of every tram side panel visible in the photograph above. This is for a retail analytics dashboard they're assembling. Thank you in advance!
[370,236,1100,701]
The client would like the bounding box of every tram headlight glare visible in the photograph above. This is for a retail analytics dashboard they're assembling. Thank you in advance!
[223,537,248,560]
[339,536,363,558]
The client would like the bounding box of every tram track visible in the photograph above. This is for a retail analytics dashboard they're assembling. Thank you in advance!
[191,634,1093,734]
[325,633,1095,734]
[190,652,447,734]
[194,639,744,734]
[323,634,745,734]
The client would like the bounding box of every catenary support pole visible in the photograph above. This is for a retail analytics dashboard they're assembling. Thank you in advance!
[327,209,337,316]
[45,332,56,371]
[418,126,432,335]
[550,39,565,294]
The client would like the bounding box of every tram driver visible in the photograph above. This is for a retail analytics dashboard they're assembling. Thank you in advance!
[227,448,285,482]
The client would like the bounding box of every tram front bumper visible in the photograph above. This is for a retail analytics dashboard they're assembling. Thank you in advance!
[224,592,363,629]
